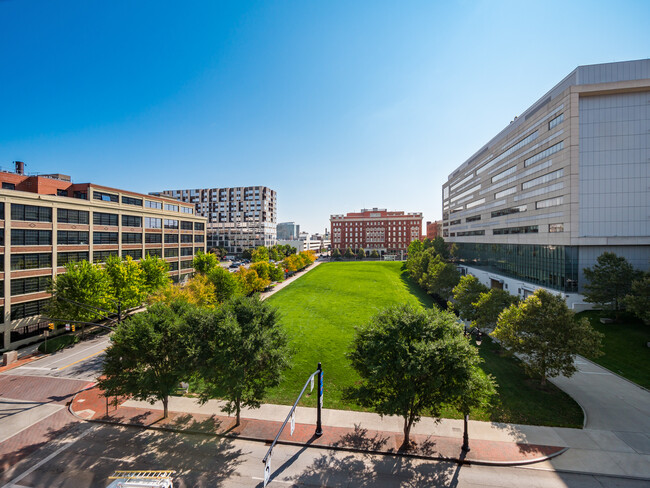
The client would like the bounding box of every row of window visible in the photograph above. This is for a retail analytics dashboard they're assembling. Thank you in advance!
[6,229,205,246]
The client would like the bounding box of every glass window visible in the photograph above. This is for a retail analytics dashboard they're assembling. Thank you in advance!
[122,249,142,260]
[522,169,563,190]
[524,141,564,167]
[164,219,178,229]
[493,225,538,235]
[491,205,527,218]
[181,221,193,230]
[10,299,49,320]
[93,232,118,244]
[57,189,68,196]
[466,215,481,222]
[145,217,162,229]
[93,250,118,263]
[492,166,517,183]
[165,204,179,212]
[57,231,89,245]
[122,232,142,244]
[3,182,16,190]
[11,253,52,270]
[122,196,143,206]
[145,200,163,209]
[494,187,516,199]
[11,276,50,296]
[180,260,193,269]
[181,247,193,256]
[93,191,118,203]
[145,233,162,243]
[57,208,89,224]
[11,204,52,222]
[164,247,179,257]
[57,251,89,267]
[536,196,564,209]
[194,235,204,243]
[168,261,179,271]
[549,223,564,233]
[181,206,193,214]
[11,230,52,246]
[146,248,163,258]
[164,233,179,243]
[93,212,118,226]
[549,113,564,130]
[194,222,204,231]
[122,215,142,227]
[180,234,193,243]
[456,230,485,236]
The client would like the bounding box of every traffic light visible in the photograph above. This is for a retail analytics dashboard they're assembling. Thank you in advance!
[71,324,76,332]
[48,323,55,330]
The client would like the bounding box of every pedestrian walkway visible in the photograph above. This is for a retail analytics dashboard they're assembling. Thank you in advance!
[259,260,323,300]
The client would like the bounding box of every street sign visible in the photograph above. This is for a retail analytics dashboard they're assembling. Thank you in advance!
[65,324,71,331]
[44,330,49,337]
[310,375,314,392]
[290,411,295,436]
[263,452,272,487]
[319,372,324,407]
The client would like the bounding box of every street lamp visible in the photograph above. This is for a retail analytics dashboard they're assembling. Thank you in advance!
[464,326,483,346]
[462,326,483,452]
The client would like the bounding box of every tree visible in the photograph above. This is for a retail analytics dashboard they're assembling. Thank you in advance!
[473,289,519,329]
[453,367,496,452]
[251,246,269,263]
[99,301,192,418]
[149,275,219,308]
[206,265,241,302]
[624,273,650,325]
[432,237,449,260]
[370,250,380,259]
[407,239,423,256]
[492,289,603,386]
[332,248,342,259]
[268,247,281,262]
[105,255,147,311]
[344,247,355,259]
[357,248,365,260]
[450,275,489,322]
[235,266,270,295]
[241,248,254,260]
[347,304,490,450]
[421,254,460,301]
[140,254,171,295]
[192,296,290,425]
[583,252,642,318]
[192,251,219,274]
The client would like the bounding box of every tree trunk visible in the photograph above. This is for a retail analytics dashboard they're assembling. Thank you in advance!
[400,416,413,451]
[235,398,241,426]
[462,413,470,451]
[162,395,169,419]
[540,373,547,387]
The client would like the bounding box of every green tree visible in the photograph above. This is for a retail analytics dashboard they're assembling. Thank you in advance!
[583,252,642,318]
[332,248,342,259]
[357,248,365,260]
[450,275,489,322]
[347,304,490,450]
[268,247,281,262]
[344,247,355,259]
[407,239,423,256]
[99,301,192,418]
[105,255,147,311]
[432,237,449,260]
[370,249,380,259]
[421,254,460,301]
[235,267,270,295]
[193,296,290,425]
[140,254,171,295]
[493,289,603,386]
[206,265,241,302]
[473,289,519,329]
[269,263,284,282]
[624,273,650,325]
[453,367,496,451]
[241,248,254,260]
[251,246,269,263]
[192,251,219,274]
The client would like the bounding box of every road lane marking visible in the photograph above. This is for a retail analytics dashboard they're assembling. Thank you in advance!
[57,349,106,371]
[13,367,57,371]
[1,425,97,488]
[37,340,110,367]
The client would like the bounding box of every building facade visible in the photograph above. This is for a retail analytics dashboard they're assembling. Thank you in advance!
[153,187,276,255]
[442,59,650,309]
[426,220,442,240]
[278,232,331,253]
[0,166,207,351]
[330,208,423,259]
[277,222,300,240]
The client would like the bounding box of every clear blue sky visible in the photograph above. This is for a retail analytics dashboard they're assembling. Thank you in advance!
[1,0,648,233]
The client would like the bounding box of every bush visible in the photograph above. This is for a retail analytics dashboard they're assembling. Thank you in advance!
[38,334,79,354]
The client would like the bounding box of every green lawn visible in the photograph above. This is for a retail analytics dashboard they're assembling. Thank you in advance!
[577,311,650,389]
[265,261,583,427]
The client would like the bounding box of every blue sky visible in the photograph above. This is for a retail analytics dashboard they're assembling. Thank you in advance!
[1,0,649,233]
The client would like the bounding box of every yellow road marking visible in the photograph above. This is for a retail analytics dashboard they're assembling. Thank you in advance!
[57,348,106,371]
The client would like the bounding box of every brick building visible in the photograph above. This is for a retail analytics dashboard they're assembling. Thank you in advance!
[426,220,442,240]
[330,208,423,259]
[0,163,207,351]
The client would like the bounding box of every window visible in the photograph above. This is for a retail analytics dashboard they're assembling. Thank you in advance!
[122,215,142,227]
[58,231,89,245]
[73,191,87,200]
[491,205,527,218]
[145,233,162,243]
[146,248,163,258]
[181,221,193,230]
[93,250,118,263]
[522,169,563,190]
[495,187,516,199]
[524,141,564,167]
[93,232,118,244]
[11,253,52,270]
[3,182,16,190]
[11,204,52,222]
[549,223,564,233]
[0,202,4,219]
[181,207,193,214]
[466,215,481,222]
[180,234,193,243]
[181,247,193,256]
[145,200,163,209]
[164,248,179,257]
[10,299,49,320]
[11,230,52,246]
[122,196,143,206]
[492,166,517,183]
[57,208,89,224]
[450,219,461,226]
[180,260,193,270]
[57,189,68,197]
[549,113,564,130]
[57,251,89,267]
[493,225,539,235]
[164,233,179,243]
[194,235,204,243]
[536,196,564,209]
[11,276,50,296]
[195,247,204,254]
[164,219,178,229]
[194,222,204,231]
[93,191,118,203]
[145,217,162,229]
[165,204,179,212]
[457,230,485,236]
[168,261,179,271]
[122,249,142,260]
[93,212,118,226]
[122,232,142,244]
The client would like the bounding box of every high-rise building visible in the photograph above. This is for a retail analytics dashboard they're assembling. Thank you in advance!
[153,186,277,255]
[330,208,423,259]
[0,163,207,351]
[277,222,300,240]
[442,59,650,309]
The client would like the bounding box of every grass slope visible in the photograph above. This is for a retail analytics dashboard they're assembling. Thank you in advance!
[266,261,583,427]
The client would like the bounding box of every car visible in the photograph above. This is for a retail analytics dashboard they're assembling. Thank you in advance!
[229,262,240,268]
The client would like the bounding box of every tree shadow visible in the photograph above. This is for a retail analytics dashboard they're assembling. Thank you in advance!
[333,423,390,451]
[398,271,436,309]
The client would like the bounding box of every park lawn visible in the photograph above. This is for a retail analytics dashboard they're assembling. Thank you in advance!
[265,261,583,427]
[577,311,650,389]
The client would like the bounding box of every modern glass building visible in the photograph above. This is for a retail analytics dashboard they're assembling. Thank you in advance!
[442,59,650,308]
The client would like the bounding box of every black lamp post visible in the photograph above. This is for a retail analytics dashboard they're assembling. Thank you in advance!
[462,326,483,452]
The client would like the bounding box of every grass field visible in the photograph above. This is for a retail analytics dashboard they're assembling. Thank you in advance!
[578,311,650,389]
[265,261,583,427]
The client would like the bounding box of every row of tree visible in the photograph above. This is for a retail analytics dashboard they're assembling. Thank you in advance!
[242,244,297,262]
[331,248,381,259]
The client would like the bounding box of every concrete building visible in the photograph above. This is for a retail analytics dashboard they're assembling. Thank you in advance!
[330,208,423,259]
[442,59,650,309]
[153,186,277,255]
[426,220,442,240]
[278,232,330,253]
[0,163,207,351]
[277,222,300,240]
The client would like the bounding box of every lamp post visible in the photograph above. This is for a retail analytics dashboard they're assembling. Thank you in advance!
[462,326,483,452]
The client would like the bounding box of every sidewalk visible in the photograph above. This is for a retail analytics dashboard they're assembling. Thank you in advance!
[71,385,565,467]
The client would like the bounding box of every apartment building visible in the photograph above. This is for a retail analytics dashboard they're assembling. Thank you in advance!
[426,220,442,240]
[442,59,650,309]
[0,164,207,351]
[154,186,277,255]
[330,208,423,259]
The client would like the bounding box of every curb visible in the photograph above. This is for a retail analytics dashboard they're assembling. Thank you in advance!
[68,389,568,468]
[576,354,650,394]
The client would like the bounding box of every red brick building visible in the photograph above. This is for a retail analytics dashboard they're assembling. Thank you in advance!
[426,220,442,240]
[330,208,423,259]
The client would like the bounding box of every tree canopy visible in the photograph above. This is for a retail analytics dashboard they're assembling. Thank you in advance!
[473,288,519,329]
[583,252,642,316]
[624,273,650,325]
[450,275,489,322]
[192,251,219,274]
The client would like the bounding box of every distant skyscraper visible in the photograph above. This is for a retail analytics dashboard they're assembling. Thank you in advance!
[277,222,300,240]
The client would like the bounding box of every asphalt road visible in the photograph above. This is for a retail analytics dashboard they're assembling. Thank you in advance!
[2,421,648,488]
